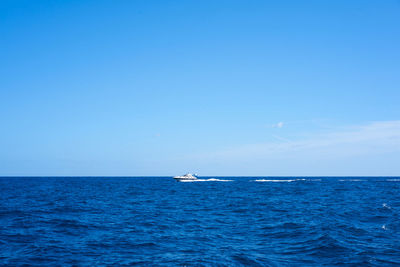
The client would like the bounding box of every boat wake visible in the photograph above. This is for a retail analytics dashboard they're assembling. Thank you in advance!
[253,179,307,182]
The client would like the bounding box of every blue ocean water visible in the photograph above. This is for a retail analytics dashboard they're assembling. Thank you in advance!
[1,177,400,266]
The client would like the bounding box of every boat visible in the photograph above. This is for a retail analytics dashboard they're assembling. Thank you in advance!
[173,173,198,181]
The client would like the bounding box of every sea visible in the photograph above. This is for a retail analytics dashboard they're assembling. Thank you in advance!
[1,177,400,266]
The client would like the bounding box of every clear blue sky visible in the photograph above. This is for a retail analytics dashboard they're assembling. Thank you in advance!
[1,0,400,176]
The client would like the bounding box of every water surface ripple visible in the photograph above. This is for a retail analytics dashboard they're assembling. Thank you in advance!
[1,177,400,266]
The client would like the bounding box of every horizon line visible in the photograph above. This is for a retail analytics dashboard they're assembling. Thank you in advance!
[1,175,399,178]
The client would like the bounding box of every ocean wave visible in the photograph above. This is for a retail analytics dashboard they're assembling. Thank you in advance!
[2,176,400,266]
[338,179,365,182]
[386,179,400,182]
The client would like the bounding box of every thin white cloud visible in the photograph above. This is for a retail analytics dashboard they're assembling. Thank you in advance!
[271,134,293,143]
[196,120,400,161]
[272,122,284,128]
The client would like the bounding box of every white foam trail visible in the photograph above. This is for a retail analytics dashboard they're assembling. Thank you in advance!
[204,178,233,182]
[382,203,391,209]
[338,179,365,182]
[180,178,233,182]
[253,178,312,182]
[387,179,400,182]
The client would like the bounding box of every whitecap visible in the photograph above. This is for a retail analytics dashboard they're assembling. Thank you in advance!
[382,224,388,230]
[386,179,400,182]
[382,203,391,209]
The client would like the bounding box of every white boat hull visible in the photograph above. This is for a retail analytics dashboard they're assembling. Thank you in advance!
[173,173,198,182]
